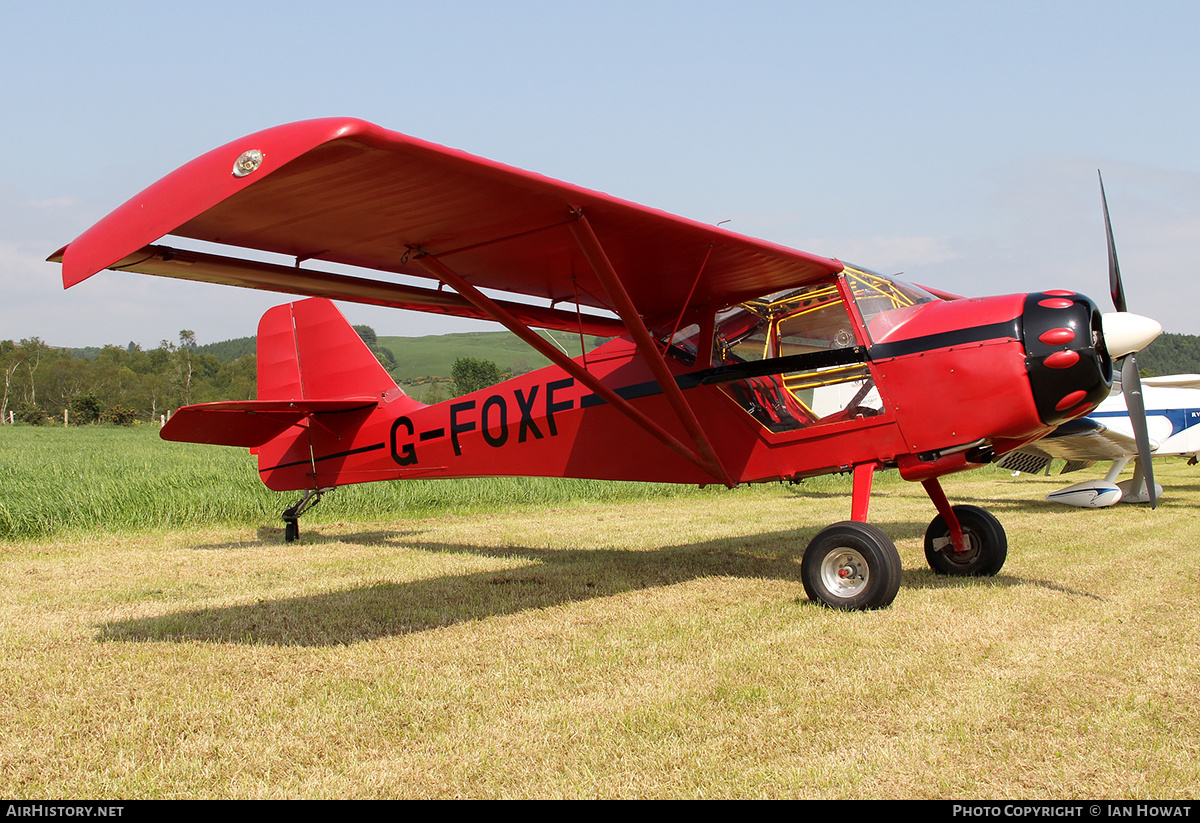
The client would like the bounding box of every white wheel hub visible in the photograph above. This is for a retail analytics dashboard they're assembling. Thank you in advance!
[820,548,869,598]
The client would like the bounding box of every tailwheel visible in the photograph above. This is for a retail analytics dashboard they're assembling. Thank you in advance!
[801,521,903,610]
[924,504,1007,577]
[281,487,330,543]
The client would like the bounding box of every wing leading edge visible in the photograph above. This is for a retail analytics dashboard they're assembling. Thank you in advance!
[54,118,844,331]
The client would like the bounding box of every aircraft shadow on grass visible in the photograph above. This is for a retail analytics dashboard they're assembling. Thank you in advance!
[182,528,428,551]
[97,519,1100,647]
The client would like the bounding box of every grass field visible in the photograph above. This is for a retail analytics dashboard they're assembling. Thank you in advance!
[2,426,1200,798]
[0,426,717,541]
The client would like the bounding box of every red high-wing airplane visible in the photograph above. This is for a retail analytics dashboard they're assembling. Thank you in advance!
[50,119,1162,610]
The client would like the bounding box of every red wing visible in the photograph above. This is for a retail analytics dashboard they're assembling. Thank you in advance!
[56,118,842,329]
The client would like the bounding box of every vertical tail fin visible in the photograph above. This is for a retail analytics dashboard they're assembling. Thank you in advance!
[252,298,424,490]
[163,298,423,491]
[258,298,401,401]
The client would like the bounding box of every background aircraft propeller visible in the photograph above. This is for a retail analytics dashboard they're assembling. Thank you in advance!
[1100,170,1159,507]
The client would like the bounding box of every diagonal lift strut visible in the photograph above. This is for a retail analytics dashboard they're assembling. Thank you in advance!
[413,212,732,487]
[567,210,731,486]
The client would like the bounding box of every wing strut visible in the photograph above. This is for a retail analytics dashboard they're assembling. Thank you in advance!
[56,243,626,339]
[414,248,733,487]
[567,210,731,487]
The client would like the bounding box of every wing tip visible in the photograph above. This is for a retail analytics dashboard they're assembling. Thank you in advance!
[48,117,388,292]
[54,241,114,289]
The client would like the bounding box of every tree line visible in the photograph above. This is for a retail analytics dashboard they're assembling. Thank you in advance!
[1,332,255,426]
[1135,332,1200,378]
[9,324,1197,427]
[0,327,504,426]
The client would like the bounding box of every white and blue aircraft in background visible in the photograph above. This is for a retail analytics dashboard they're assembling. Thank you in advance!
[998,172,1194,509]
[999,374,1200,507]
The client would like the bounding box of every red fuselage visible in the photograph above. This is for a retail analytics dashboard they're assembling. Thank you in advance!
[251,276,1111,493]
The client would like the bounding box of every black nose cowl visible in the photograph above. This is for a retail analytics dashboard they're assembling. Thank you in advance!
[1022,290,1112,426]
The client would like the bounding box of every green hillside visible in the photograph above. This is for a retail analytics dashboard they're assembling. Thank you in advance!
[196,336,256,361]
[181,328,605,382]
[377,329,604,383]
[1136,332,1200,377]
[68,336,257,362]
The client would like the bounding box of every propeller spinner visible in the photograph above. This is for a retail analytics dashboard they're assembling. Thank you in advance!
[1099,171,1162,507]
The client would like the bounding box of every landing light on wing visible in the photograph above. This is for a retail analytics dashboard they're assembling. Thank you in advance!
[1101,312,1162,359]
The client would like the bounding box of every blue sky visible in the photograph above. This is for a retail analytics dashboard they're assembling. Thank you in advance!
[3,1,1199,348]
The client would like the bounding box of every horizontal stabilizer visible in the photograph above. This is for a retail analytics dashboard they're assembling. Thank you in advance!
[162,398,378,447]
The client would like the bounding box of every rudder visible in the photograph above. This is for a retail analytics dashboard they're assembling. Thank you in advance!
[163,298,423,493]
[258,298,400,402]
[252,298,423,490]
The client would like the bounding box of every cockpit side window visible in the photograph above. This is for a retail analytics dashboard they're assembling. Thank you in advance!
[713,278,883,432]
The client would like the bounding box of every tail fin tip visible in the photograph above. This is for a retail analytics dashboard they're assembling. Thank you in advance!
[258,298,400,402]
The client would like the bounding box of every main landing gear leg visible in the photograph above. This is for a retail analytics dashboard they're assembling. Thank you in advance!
[282,488,329,543]
[921,477,1007,577]
[800,462,903,611]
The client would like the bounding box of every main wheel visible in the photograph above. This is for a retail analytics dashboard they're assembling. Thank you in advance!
[923,504,1007,576]
[801,522,903,610]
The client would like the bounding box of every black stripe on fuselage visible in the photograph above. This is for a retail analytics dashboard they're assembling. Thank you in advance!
[865,319,1021,361]
[259,442,386,474]
[580,318,1018,408]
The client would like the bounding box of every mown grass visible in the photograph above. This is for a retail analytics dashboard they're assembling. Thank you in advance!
[3,426,1199,798]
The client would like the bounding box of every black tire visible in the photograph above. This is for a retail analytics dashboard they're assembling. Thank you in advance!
[801,521,903,610]
[284,521,299,543]
[923,505,1007,577]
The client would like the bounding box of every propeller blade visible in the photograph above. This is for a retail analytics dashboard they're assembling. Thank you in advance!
[1101,173,1158,506]
[1100,170,1126,313]
[1121,354,1158,508]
